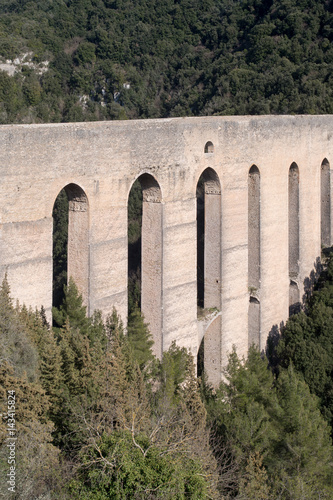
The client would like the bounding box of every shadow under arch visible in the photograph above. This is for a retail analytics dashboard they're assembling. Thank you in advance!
[196,167,222,384]
[127,172,163,359]
[52,183,89,312]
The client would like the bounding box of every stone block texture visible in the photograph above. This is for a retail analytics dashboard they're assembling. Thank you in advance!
[0,115,332,384]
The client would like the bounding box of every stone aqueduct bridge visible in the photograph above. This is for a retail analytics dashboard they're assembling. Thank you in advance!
[0,115,332,384]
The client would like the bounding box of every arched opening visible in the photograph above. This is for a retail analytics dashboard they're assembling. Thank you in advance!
[321,158,331,248]
[52,183,89,311]
[196,168,221,379]
[127,174,162,358]
[248,165,260,347]
[204,141,214,154]
[196,168,221,311]
[289,162,300,315]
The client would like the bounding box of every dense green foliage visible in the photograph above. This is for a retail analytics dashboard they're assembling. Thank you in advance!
[0,0,332,123]
[0,278,220,498]
[275,252,333,430]
[1,274,333,498]
[204,347,333,498]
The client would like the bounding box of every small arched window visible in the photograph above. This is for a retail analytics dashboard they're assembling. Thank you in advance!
[204,141,214,154]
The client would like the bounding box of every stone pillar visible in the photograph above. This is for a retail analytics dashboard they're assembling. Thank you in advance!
[321,159,331,248]
[201,174,222,385]
[67,187,89,309]
[289,163,300,315]
[204,183,221,309]
[248,166,260,347]
[141,191,163,359]
[248,298,260,347]
[204,314,221,386]
[248,168,260,290]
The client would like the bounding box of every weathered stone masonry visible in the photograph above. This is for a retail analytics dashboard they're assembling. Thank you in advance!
[0,115,332,384]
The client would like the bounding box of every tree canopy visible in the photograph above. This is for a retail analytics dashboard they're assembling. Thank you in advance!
[0,0,332,123]
[1,274,333,498]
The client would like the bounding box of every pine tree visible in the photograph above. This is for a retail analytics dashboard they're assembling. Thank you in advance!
[74,337,220,500]
[53,277,89,335]
[213,347,278,464]
[158,341,192,405]
[271,365,333,498]
[52,294,108,452]
[0,276,38,381]
[127,306,154,372]
[276,252,333,428]
[38,328,63,414]
[0,362,61,499]
[208,347,333,498]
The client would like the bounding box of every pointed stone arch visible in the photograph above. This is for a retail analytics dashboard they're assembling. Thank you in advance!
[248,165,260,347]
[52,183,89,310]
[321,158,331,248]
[128,173,163,358]
[288,162,300,315]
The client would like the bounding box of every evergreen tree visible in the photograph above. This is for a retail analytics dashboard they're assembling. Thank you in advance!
[50,280,108,451]
[0,276,38,382]
[72,332,219,499]
[0,364,61,498]
[277,253,333,427]
[127,306,154,372]
[238,452,271,500]
[212,347,278,464]
[271,365,333,499]
[158,341,192,405]
[206,347,333,498]
[53,276,89,334]
[38,328,63,417]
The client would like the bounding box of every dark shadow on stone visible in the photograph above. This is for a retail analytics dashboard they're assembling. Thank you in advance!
[289,280,301,316]
[322,246,333,259]
[248,296,260,348]
[302,256,323,309]
[264,251,333,379]
[197,337,204,377]
[266,253,332,372]
[265,321,285,375]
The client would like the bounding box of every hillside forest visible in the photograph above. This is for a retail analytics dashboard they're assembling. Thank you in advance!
[2,0,333,498]
[0,0,332,123]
